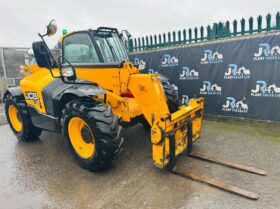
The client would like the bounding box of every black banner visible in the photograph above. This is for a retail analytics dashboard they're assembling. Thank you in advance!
[130,33,280,122]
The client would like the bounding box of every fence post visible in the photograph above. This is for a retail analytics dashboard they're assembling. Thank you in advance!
[266,13,271,31]
[134,38,137,51]
[225,21,230,37]
[138,38,141,51]
[194,27,198,42]
[213,23,218,38]
[178,30,181,45]
[257,15,262,33]
[207,25,211,40]
[183,29,187,44]
[141,37,145,50]
[200,26,204,41]
[249,17,254,34]
[158,34,162,47]
[154,35,157,48]
[172,31,176,45]
[128,38,133,52]
[150,35,153,49]
[188,28,192,43]
[233,20,238,36]
[218,22,223,38]
[163,33,166,47]
[145,36,149,49]
[276,12,280,29]
[168,32,171,46]
[240,18,245,35]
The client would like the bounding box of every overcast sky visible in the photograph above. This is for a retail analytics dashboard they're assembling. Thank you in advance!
[0,0,279,48]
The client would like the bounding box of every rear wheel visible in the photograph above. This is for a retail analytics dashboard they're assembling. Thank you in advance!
[4,93,42,141]
[62,99,124,171]
[162,80,180,113]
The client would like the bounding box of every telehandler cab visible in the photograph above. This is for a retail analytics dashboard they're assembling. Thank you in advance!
[4,20,266,200]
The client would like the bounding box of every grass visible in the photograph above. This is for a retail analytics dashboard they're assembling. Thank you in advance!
[203,118,280,142]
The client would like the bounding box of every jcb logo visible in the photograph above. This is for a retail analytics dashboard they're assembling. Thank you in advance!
[25,92,38,101]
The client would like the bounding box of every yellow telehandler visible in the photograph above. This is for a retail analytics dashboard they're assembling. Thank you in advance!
[3,20,266,200]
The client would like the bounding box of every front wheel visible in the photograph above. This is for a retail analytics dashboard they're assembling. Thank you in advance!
[5,93,42,141]
[62,99,124,171]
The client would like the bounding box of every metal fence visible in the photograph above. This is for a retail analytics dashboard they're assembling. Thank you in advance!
[128,12,280,52]
[0,47,61,102]
[0,48,27,101]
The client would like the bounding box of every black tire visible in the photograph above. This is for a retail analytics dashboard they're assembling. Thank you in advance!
[162,80,180,113]
[62,99,124,171]
[4,93,42,141]
[141,79,180,130]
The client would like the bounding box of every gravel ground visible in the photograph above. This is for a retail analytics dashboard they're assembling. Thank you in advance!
[0,120,279,209]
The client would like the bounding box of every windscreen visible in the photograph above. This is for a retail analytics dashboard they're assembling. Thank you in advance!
[95,33,129,63]
[63,32,101,64]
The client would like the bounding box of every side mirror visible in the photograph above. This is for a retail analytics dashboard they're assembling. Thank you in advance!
[59,58,76,81]
[32,41,56,68]
[47,19,57,36]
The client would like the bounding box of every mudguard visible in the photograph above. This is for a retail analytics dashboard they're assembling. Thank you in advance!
[27,79,105,133]
[3,87,23,101]
[42,79,105,117]
[62,85,105,98]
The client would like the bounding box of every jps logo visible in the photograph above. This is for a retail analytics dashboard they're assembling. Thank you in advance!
[251,80,280,97]
[179,67,199,80]
[254,43,280,61]
[181,95,189,105]
[148,69,158,74]
[201,50,223,64]
[134,58,146,70]
[161,54,179,67]
[224,64,250,79]
[200,81,222,95]
[25,92,38,101]
[222,97,248,113]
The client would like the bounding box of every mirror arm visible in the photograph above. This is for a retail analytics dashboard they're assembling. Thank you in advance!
[38,33,60,78]
[39,33,47,38]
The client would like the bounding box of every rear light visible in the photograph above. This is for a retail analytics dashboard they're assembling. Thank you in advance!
[121,91,134,98]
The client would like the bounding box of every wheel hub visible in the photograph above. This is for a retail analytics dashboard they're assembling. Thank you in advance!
[68,117,95,159]
[17,112,22,122]
[81,127,93,144]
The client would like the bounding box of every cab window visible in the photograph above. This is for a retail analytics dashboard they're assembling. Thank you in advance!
[63,33,100,64]
[95,33,129,63]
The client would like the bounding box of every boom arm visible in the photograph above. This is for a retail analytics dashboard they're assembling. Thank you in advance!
[128,73,204,168]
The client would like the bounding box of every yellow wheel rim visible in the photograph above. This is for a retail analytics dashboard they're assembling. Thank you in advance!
[8,105,22,132]
[68,117,95,159]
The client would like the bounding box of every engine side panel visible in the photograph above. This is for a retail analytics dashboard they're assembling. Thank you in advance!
[20,68,56,114]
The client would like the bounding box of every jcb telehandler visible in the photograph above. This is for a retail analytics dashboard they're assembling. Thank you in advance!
[4,20,266,200]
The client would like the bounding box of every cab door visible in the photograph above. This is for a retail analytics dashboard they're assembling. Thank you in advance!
[62,31,122,95]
